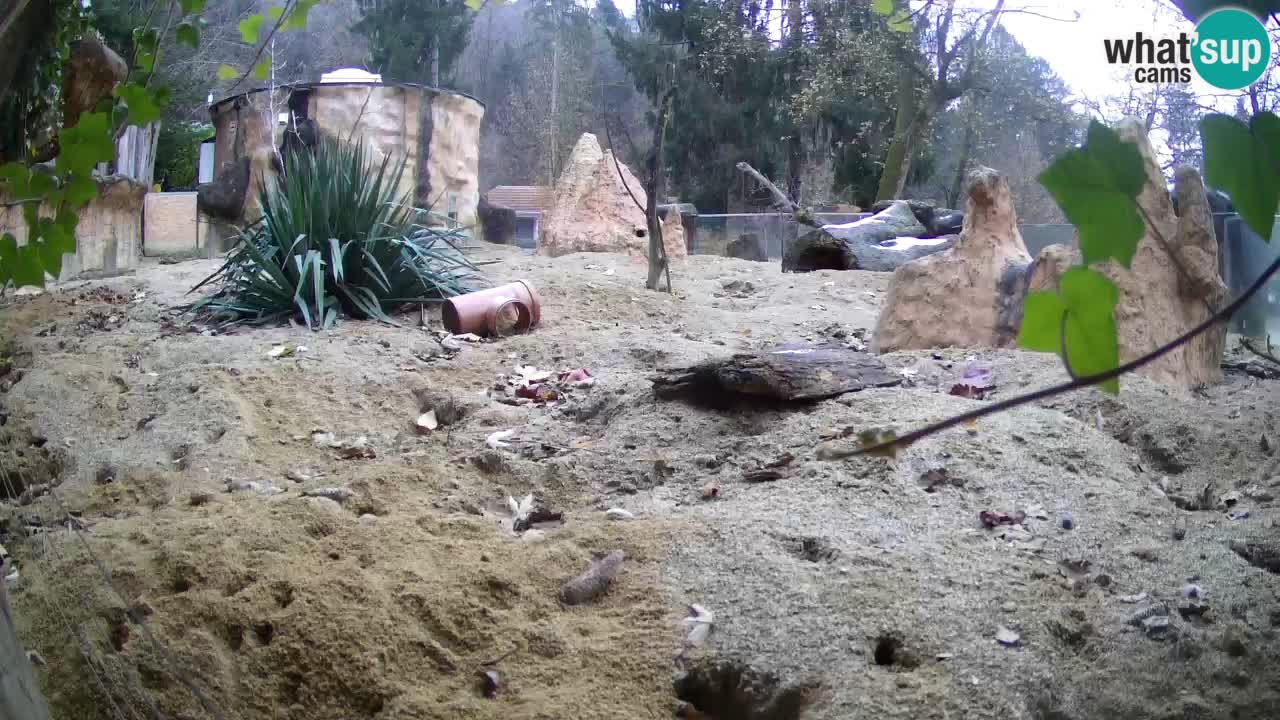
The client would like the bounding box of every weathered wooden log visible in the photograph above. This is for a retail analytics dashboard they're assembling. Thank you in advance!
[652,343,901,403]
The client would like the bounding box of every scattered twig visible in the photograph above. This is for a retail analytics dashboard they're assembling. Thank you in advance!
[480,648,517,666]
[855,252,1280,457]
[1242,337,1280,367]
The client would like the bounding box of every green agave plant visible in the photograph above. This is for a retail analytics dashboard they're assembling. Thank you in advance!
[185,137,481,329]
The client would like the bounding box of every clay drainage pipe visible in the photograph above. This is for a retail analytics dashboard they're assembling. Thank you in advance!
[442,281,541,337]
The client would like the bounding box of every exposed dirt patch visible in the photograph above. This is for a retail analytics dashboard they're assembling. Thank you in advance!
[1,244,1278,720]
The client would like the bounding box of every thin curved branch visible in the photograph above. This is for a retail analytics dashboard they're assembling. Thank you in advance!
[852,252,1280,458]
[1242,336,1280,367]
[604,114,646,215]
[225,0,298,95]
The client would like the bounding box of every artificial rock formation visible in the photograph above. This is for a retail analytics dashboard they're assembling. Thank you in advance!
[660,206,686,256]
[1029,120,1229,387]
[873,167,1032,352]
[62,36,128,131]
[538,134,686,260]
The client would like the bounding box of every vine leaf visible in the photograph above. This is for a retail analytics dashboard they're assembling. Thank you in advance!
[284,0,321,30]
[57,112,115,175]
[268,6,285,20]
[65,173,98,208]
[176,22,200,48]
[253,56,272,81]
[1017,268,1121,395]
[239,14,265,44]
[1038,120,1146,268]
[179,0,206,13]
[871,0,894,14]
[116,83,162,127]
[217,64,239,81]
[1201,112,1280,241]
[0,234,45,289]
[0,163,32,197]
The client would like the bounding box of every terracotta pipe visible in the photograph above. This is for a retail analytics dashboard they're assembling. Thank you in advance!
[442,281,541,336]
[485,298,533,337]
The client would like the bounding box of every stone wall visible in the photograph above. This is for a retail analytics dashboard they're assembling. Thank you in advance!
[0,176,144,281]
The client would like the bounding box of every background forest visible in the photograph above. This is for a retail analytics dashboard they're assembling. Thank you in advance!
[80,0,1280,220]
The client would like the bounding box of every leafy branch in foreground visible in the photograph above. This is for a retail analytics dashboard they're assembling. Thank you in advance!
[853,107,1280,458]
[183,138,480,330]
[851,251,1280,458]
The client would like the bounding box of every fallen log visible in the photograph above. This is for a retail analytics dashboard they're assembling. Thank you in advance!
[651,343,901,404]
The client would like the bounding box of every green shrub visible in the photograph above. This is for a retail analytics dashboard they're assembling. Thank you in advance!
[186,138,480,329]
[154,121,210,190]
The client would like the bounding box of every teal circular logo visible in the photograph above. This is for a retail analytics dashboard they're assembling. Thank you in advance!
[1193,8,1271,90]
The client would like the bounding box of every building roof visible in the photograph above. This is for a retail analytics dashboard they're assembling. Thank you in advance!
[486,185,553,213]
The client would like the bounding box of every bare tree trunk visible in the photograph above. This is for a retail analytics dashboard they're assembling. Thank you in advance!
[784,0,805,204]
[876,62,919,202]
[948,111,976,208]
[645,89,675,292]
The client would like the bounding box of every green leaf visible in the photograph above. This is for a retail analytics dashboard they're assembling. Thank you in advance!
[115,82,161,127]
[0,163,32,196]
[217,64,240,81]
[239,14,265,44]
[887,11,913,32]
[37,219,69,274]
[464,0,485,9]
[1038,120,1146,268]
[133,28,158,53]
[253,56,272,81]
[179,0,206,13]
[1017,291,1067,353]
[1018,268,1121,394]
[176,22,200,48]
[57,112,115,175]
[871,0,894,14]
[268,6,284,21]
[0,237,46,289]
[137,51,155,73]
[283,0,319,30]
[1201,112,1280,241]
[65,172,98,207]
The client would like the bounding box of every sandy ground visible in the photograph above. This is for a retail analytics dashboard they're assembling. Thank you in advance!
[1,242,1279,720]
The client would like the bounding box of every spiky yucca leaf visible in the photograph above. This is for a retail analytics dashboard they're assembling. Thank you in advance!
[184,138,480,329]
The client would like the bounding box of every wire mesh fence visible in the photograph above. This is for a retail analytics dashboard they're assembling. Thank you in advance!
[1,464,227,720]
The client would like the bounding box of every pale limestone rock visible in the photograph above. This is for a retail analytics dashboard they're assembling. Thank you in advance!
[1029,119,1228,388]
[872,167,1031,352]
[538,133,686,260]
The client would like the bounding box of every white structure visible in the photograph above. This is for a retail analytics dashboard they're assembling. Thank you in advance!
[319,67,383,84]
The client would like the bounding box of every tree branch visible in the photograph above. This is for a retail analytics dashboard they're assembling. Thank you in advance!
[225,0,298,95]
[1242,336,1280,367]
[604,113,645,214]
[735,161,798,213]
[851,252,1280,458]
